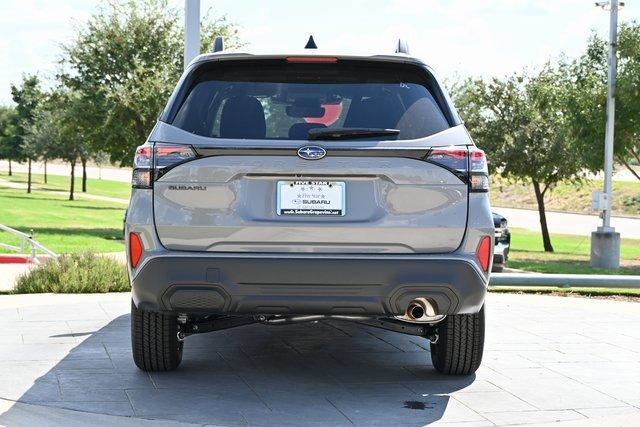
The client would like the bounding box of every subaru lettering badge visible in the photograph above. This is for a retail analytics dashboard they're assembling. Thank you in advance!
[297,146,326,160]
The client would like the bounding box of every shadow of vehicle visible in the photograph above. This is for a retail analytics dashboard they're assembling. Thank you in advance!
[0,313,478,426]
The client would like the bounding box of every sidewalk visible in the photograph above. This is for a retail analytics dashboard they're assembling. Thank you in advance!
[0,264,32,292]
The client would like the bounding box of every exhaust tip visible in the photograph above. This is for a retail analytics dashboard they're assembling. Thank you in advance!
[407,303,425,320]
[403,298,439,321]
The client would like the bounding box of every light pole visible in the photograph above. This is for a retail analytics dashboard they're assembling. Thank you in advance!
[184,0,200,70]
[590,0,621,269]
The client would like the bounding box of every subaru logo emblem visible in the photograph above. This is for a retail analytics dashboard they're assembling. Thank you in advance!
[297,146,326,160]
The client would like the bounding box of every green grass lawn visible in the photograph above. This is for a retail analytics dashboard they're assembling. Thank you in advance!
[0,186,126,253]
[508,227,640,275]
[0,171,130,200]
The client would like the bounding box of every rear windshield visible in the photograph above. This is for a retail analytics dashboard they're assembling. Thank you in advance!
[169,60,451,141]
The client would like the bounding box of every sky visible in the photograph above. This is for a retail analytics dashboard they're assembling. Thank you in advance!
[0,0,638,105]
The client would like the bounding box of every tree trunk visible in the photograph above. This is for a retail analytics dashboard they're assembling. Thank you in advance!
[81,158,87,192]
[617,155,640,182]
[27,159,32,194]
[44,160,47,184]
[8,159,11,176]
[629,146,640,165]
[69,161,76,201]
[533,180,553,252]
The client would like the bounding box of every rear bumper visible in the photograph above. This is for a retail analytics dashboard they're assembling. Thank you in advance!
[131,254,488,316]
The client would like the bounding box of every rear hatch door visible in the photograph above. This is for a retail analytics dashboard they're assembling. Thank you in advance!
[151,57,471,254]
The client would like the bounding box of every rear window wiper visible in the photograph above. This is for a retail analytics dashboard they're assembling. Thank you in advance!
[308,127,400,140]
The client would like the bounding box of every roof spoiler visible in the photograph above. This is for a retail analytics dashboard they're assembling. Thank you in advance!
[395,39,410,55]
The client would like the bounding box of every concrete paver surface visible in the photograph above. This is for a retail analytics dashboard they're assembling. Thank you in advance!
[0,264,32,292]
[0,292,639,426]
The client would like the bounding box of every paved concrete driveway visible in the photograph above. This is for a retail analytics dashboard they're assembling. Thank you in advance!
[0,293,639,426]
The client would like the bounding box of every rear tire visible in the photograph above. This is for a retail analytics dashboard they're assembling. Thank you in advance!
[131,301,183,371]
[430,305,485,375]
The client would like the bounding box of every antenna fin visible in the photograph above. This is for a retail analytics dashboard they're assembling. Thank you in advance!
[395,39,410,54]
[212,36,224,53]
[304,35,318,49]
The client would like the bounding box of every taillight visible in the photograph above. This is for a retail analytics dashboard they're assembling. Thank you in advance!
[154,143,196,179]
[426,146,489,192]
[476,235,492,272]
[131,169,152,188]
[427,148,468,172]
[468,148,489,192]
[132,145,152,189]
[131,143,197,188]
[129,232,143,268]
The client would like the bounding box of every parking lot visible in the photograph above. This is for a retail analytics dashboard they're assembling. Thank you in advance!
[0,292,639,426]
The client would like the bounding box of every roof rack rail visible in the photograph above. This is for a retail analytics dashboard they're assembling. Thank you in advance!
[304,35,318,49]
[395,39,410,55]
[212,36,224,53]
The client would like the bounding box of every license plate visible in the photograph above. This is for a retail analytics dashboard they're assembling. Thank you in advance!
[277,181,345,216]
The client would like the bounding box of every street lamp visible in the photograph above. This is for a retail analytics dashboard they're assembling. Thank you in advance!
[590,0,621,269]
[184,0,201,70]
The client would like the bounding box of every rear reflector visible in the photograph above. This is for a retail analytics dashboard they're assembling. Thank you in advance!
[476,235,492,272]
[286,56,338,63]
[129,232,143,268]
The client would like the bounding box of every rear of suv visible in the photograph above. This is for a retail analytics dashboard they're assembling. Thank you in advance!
[126,47,493,375]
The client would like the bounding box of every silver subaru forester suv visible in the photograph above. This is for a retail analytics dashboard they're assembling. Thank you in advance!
[126,45,493,375]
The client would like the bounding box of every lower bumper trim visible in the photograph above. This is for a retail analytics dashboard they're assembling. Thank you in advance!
[131,255,487,316]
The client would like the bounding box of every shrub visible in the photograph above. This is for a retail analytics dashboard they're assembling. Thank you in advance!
[14,252,129,293]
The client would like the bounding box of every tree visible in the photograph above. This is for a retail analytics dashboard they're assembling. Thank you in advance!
[52,90,90,201]
[615,22,640,179]
[0,106,18,175]
[453,66,593,252]
[10,75,43,193]
[567,23,640,181]
[60,0,241,166]
[23,101,59,185]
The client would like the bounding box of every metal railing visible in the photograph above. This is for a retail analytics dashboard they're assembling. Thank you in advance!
[0,224,57,263]
[490,272,640,289]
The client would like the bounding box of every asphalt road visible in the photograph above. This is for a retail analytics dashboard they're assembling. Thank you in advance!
[0,292,639,426]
